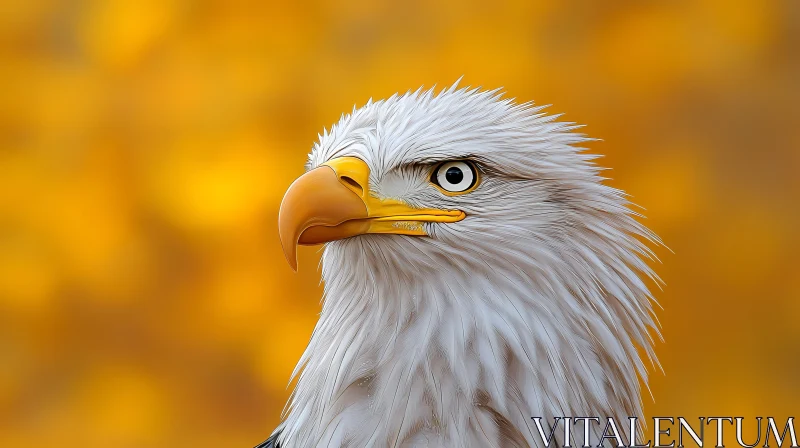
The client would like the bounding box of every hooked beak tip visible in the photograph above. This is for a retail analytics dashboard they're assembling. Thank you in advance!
[278,217,300,272]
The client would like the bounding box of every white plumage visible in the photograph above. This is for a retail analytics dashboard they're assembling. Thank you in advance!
[272,82,662,448]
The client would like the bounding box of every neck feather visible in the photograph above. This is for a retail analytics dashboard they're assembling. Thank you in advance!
[277,236,659,447]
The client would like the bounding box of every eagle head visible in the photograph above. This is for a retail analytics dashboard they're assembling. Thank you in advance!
[273,83,662,447]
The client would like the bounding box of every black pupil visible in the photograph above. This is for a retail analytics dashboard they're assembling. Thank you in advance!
[445,166,464,184]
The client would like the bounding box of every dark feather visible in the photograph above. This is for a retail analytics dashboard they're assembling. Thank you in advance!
[254,431,280,448]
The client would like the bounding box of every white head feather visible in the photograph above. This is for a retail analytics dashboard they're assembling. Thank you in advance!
[275,82,663,448]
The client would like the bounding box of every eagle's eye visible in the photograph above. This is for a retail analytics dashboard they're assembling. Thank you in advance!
[431,161,479,195]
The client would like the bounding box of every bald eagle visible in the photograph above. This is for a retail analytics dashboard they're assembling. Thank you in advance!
[265,83,662,447]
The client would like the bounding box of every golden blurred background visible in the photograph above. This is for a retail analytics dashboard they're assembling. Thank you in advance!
[1,0,798,446]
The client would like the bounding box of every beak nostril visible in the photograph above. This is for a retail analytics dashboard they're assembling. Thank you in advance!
[340,176,364,196]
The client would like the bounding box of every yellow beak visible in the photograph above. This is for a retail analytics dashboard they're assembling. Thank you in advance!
[278,157,465,270]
